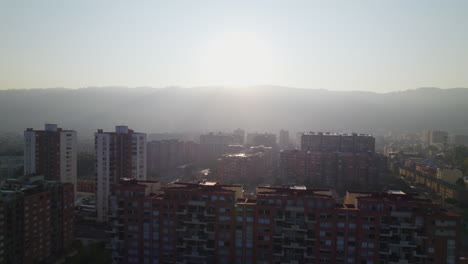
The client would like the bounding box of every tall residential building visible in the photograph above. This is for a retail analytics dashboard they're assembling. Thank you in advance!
[198,132,235,164]
[233,129,245,144]
[301,132,375,152]
[247,132,277,148]
[451,134,468,146]
[108,180,460,264]
[426,130,448,146]
[0,156,23,181]
[280,150,386,192]
[278,129,290,150]
[147,139,185,176]
[23,124,77,195]
[95,125,147,222]
[0,175,74,264]
[217,153,268,185]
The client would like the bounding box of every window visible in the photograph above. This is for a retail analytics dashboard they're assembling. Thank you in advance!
[219,216,231,221]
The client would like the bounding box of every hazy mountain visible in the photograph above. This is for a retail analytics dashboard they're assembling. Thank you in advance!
[1,86,467,137]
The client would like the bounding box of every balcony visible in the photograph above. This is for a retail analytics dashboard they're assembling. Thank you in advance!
[380,230,392,237]
[176,243,186,249]
[285,206,304,212]
[184,251,206,258]
[203,245,215,251]
[183,218,207,225]
[176,209,188,215]
[390,222,416,229]
[282,242,306,249]
[183,234,207,241]
[203,227,214,234]
[275,215,285,221]
[188,200,206,207]
[390,211,412,218]
[389,240,417,248]
[413,250,427,258]
[379,248,391,255]
[414,232,427,239]
[204,211,215,217]
[283,224,306,231]
[274,233,284,239]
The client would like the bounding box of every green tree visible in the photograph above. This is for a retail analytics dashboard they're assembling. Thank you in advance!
[66,242,111,264]
[451,146,468,167]
[464,158,468,175]
[445,198,458,205]
[456,177,466,187]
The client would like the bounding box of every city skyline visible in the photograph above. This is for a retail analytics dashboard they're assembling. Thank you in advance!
[1,0,468,91]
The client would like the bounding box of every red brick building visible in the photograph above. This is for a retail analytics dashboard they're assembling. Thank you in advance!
[77,180,96,193]
[280,150,386,192]
[23,124,77,195]
[109,180,460,264]
[0,175,74,264]
[301,132,375,153]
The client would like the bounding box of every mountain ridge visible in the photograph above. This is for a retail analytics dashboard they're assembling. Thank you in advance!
[1,86,467,136]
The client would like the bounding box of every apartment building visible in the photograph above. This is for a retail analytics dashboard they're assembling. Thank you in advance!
[95,125,147,222]
[0,175,74,264]
[24,124,77,195]
[279,150,386,192]
[198,132,235,164]
[108,180,460,264]
[278,129,290,150]
[0,156,23,181]
[147,139,185,176]
[301,132,375,153]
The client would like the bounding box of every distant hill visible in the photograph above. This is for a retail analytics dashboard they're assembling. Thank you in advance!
[1,86,467,136]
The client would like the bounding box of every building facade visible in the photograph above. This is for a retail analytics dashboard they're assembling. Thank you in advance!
[108,180,460,264]
[95,125,147,222]
[233,129,245,145]
[217,153,268,185]
[0,156,23,181]
[0,176,74,264]
[279,150,386,192]
[301,132,375,153]
[279,129,290,150]
[426,130,448,146]
[198,132,235,165]
[23,124,77,195]
[147,140,185,177]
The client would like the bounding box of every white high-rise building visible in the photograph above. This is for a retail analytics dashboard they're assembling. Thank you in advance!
[24,124,77,195]
[95,125,146,222]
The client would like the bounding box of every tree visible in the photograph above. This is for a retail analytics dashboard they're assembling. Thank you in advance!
[464,158,468,175]
[456,177,466,187]
[451,146,468,167]
[445,198,458,205]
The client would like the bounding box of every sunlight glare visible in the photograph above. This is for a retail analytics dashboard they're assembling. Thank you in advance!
[196,31,277,86]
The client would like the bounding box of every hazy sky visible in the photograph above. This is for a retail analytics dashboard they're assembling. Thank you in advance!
[1,0,467,92]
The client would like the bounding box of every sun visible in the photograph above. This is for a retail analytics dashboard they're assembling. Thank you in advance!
[196,31,277,86]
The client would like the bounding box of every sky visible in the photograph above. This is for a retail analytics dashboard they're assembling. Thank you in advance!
[1,0,467,92]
